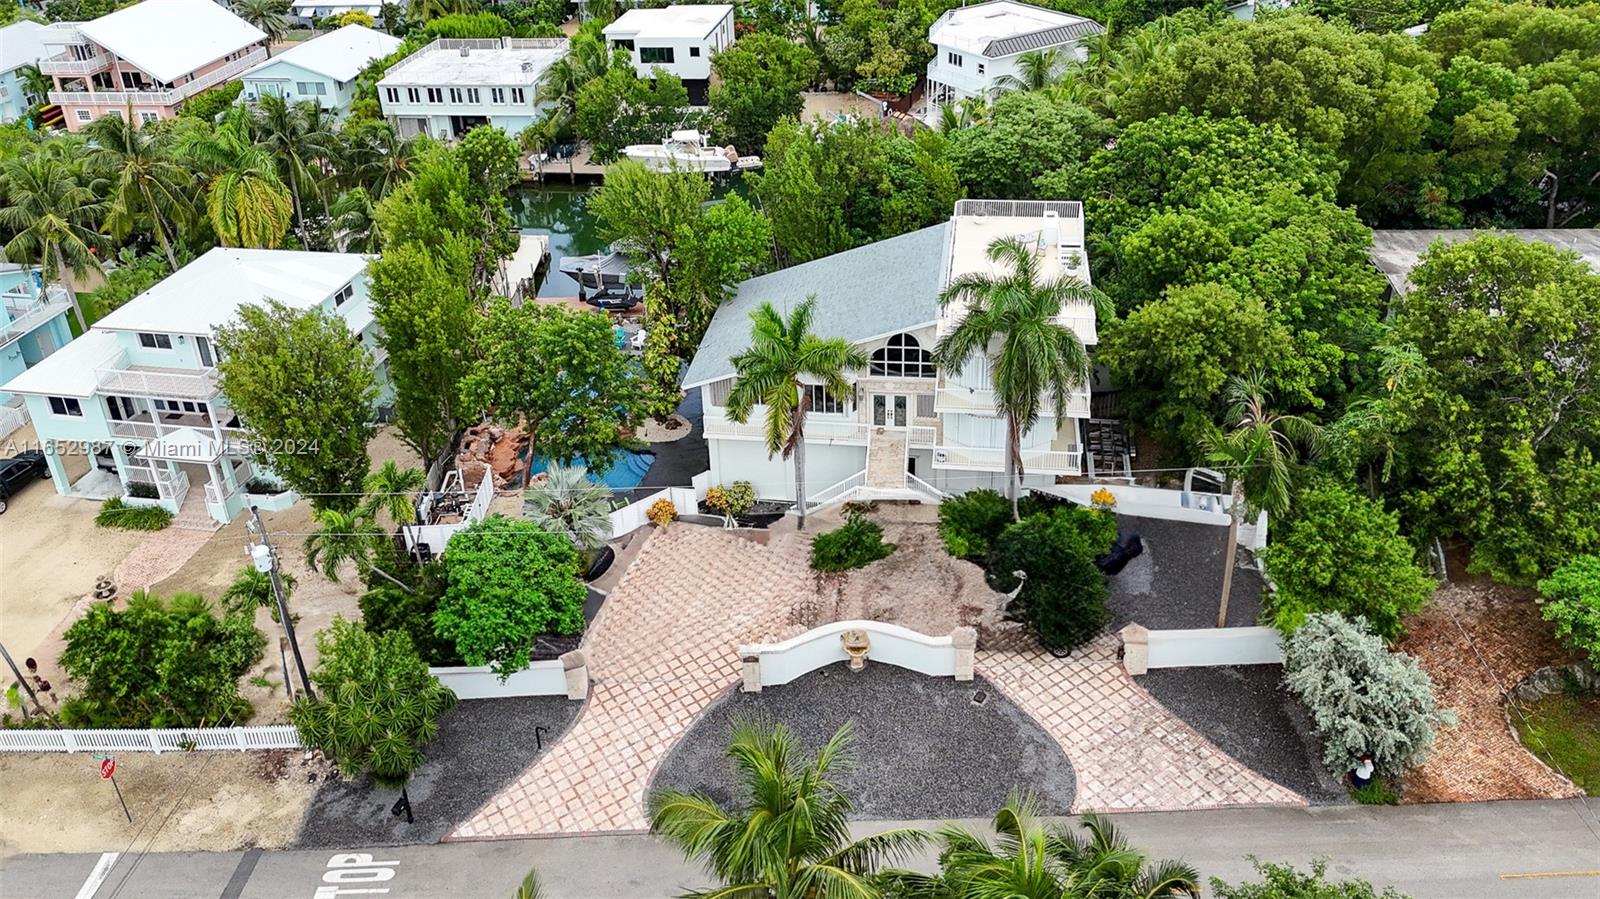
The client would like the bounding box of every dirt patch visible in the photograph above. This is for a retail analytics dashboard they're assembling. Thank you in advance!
[1397,581,1583,803]
[793,504,1008,637]
[0,748,323,855]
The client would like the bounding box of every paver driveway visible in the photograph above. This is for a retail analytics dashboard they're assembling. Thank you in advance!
[453,522,1304,839]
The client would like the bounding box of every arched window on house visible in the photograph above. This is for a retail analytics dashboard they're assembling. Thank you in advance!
[869,333,935,378]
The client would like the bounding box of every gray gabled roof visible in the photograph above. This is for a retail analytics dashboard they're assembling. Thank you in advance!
[985,20,1105,57]
[1369,229,1600,295]
[682,223,949,388]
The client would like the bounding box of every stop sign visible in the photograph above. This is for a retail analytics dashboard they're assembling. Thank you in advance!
[100,757,115,779]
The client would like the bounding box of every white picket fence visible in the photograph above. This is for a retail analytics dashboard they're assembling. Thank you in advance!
[0,725,302,753]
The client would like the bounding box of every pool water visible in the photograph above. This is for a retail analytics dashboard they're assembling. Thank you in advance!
[526,449,656,490]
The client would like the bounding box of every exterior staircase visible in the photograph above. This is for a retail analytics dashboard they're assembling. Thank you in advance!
[171,487,221,532]
[865,427,908,488]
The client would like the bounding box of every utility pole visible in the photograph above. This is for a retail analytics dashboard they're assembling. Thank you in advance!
[248,506,315,700]
[0,639,44,718]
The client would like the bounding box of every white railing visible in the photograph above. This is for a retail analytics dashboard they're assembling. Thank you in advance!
[2,293,71,344]
[0,725,301,753]
[385,37,566,80]
[0,402,28,439]
[1037,483,1238,527]
[738,621,975,690]
[429,650,588,700]
[906,470,947,500]
[704,414,868,444]
[48,47,267,108]
[95,348,219,399]
[935,385,1092,417]
[400,471,497,555]
[608,485,698,538]
[37,49,111,76]
[932,444,1083,475]
[907,424,937,447]
[108,419,162,440]
[804,469,865,510]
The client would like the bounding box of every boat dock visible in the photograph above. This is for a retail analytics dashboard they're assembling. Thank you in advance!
[498,233,551,303]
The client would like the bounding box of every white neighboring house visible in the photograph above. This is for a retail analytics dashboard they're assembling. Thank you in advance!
[0,20,52,124]
[240,24,402,119]
[923,0,1104,124]
[0,249,393,529]
[602,3,734,105]
[378,37,568,140]
[683,199,1098,506]
[289,0,395,26]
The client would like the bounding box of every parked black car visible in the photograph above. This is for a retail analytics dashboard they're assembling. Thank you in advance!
[1095,532,1144,576]
[0,450,49,514]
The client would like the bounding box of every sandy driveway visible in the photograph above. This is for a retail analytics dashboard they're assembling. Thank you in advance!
[0,423,145,661]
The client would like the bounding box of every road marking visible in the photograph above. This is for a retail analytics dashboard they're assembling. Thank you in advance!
[314,853,400,898]
[72,852,119,899]
[1499,870,1600,880]
[221,848,263,899]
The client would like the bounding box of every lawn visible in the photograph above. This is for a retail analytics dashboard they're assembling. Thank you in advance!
[1512,692,1600,795]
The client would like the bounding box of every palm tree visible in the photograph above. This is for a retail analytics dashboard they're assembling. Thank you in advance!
[341,120,422,200]
[84,110,193,271]
[725,298,866,531]
[887,794,1200,898]
[176,107,293,248]
[15,65,52,105]
[303,507,385,581]
[236,0,292,52]
[408,0,472,24]
[252,96,337,242]
[0,153,106,331]
[220,564,299,623]
[523,464,613,551]
[994,48,1070,93]
[1203,371,1322,627]
[378,3,406,33]
[649,721,928,897]
[361,460,425,526]
[932,236,1110,521]
[330,187,379,251]
[512,868,546,899]
[535,35,615,134]
[937,96,989,134]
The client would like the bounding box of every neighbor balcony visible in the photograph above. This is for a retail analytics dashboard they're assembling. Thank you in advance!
[94,348,219,399]
[931,440,1085,476]
[47,47,267,108]
[1,285,71,347]
[37,48,112,77]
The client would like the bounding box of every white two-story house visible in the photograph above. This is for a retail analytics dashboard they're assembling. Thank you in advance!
[240,23,402,120]
[683,199,1097,506]
[0,265,75,438]
[377,37,568,140]
[602,4,734,105]
[0,249,392,529]
[923,0,1104,123]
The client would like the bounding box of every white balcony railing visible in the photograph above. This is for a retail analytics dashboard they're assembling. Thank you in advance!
[1,293,72,345]
[38,50,111,76]
[126,463,189,505]
[932,444,1084,475]
[935,384,1092,418]
[703,414,869,444]
[108,419,162,440]
[94,348,219,399]
[48,47,267,108]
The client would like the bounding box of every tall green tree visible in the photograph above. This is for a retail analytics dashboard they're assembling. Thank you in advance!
[590,159,711,293]
[84,112,192,271]
[290,617,457,806]
[575,64,692,163]
[236,0,293,48]
[252,95,338,242]
[944,89,1106,200]
[932,236,1108,521]
[175,107,294,248]
[886,794,1200,898]
[708,31,818,153]
[461,300,641,473]
[649,721,928,897]
[725,297,866,531]
[0,153,105,331]
[214,300,378,512]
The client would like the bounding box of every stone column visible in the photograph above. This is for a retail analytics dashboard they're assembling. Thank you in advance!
[740,653,762,693]
[560,649,589,700]
[951,626,977,681]
[43,446,72,496]
[1119,623,1150,676]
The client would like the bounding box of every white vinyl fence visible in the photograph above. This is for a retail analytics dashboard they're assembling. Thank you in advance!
[609,486,699,538]
[1119,624,1284,675]
[0,725,301,754]
[738,620,976,691]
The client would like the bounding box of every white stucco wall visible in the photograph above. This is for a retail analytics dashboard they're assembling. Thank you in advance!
[706,437,866,502]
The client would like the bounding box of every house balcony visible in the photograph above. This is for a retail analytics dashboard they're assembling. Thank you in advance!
[1,288,71,347]
[934,383,1091,418]
[703,412,870,444]
[107,408,243,443]
[48,47,267,108]
[38,49,112,77]
[931,439,1085,476]
[94,348,220,399]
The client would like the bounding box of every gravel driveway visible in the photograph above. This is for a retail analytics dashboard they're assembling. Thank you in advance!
[1105,515,1263,629]
[650,663,1075,820]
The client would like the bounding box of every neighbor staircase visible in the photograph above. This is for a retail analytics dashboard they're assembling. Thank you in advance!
[171,488,221,532]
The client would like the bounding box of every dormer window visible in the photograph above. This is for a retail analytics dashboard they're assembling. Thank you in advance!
[870,334,935,378]
[334,283,354,306]
[138,332,173,350]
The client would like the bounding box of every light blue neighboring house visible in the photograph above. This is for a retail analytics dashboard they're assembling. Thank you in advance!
[0,264,75,437]
[0,20,52,124]
[239,24,402,120]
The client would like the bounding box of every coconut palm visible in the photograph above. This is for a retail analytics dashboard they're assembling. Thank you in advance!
[523,464,613,551]
[535,34,616,132]
[886,794,1200,898]
[252,95,338,241]
[937,96,989,134]
[84,110,193,271]
[725,298,866,531]
[362,461,425,526]
[341,120,423,199]
[15,65,52,104]
[932,236,1110,522]
[649,721,928,897]
[220,564,299,623]
[303,507,385,581]
[1203,371,1322,627]
[409,0,473,24]
[176,107,293,248]
[236,0,292,51]
[330,187,378,251]
[0,153,106,331]
[994,48,1070,94]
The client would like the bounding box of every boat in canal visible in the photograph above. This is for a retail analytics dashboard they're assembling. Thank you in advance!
[621,130,763,173]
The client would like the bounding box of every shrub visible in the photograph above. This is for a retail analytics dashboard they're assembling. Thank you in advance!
[244,476,287,495]
[1283,613,1453,779]
[59,591,265,728]
[810,513,896,572]
[937,489,1012,560]
[986,506,1117,653]
[1537,554,1600,658]
[124,480,159,499]
[705,481,756,516]
[1262,481,1435,639]
[434,515,587,677]
[1212,859,1410,899]
[179,80,243,120]
[648,498,678,527]
[359,559,459,666]
[95,497,172,531]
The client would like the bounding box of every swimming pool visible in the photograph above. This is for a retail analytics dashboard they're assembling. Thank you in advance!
[525,449,656,490]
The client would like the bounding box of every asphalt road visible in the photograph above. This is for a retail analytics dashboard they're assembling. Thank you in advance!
[3,799,1597,899]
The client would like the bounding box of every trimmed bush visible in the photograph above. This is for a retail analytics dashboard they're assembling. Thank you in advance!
[124,480,159,499]
[986,506,1117,653]
[648,498,678,527]
[810,513,895,572]
[244,476,287,495]
[937,489,1011,560]
[706,481,756,517]
[1537,554,1600,658]
[95,497,173,531]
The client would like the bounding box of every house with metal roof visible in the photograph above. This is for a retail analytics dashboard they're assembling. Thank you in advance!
[0,248,392,529]
[240,24,402,120]
[922,0,1103,124]
[1368,229,1600,296]
[684,200,1099,505]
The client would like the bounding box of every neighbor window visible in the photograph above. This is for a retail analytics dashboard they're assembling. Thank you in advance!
[76,110,91,122]
[640,46,675,64]
[385,87,399,103]
[947,52,963,67]
[689,47,700,57]
[805,384,848,415]
[509,87,525,103]
[466,87,480,103]
[48,396,83,417]
[138,111,158,124]
[448,88,462,103]
[406,87,420,103]
[869,333,935,378]
[976,63,985,75]
[612,38,634,51]
[333,283,354,307]
[490,87,505,103]
[426,87,443,103]
[138,332,173,350]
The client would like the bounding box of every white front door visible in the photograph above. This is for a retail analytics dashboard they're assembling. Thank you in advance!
[872,393,909,428]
